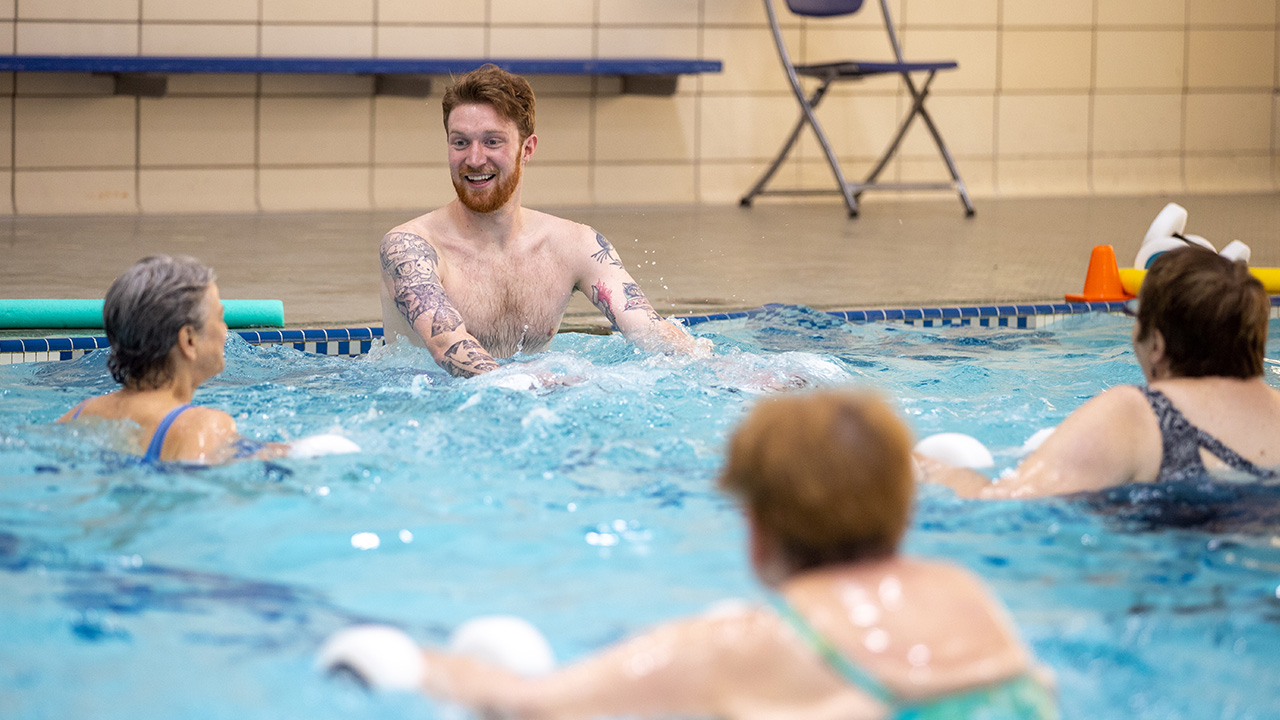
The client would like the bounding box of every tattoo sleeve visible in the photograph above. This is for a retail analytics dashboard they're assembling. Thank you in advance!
[622,282,663,323]
[442,338,500,378]
[381,231,497,377]
[589,280,619,330]
[590,232,624,268]
[380,232,464,337]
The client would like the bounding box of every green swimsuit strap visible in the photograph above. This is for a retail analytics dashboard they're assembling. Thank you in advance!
[765,593,897,707]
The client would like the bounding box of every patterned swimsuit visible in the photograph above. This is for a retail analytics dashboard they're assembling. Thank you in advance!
[1138,387,1278,483]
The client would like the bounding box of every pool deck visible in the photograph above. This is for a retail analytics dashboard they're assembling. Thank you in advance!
[1,193,1277,333]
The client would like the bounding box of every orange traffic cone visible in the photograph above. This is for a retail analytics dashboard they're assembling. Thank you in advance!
[1065,245,1133,302]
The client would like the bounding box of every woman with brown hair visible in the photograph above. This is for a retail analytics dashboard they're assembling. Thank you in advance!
[320,391,1057,719]
[922,245,1278,498]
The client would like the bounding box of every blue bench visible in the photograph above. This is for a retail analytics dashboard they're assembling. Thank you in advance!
[0,55,723,96]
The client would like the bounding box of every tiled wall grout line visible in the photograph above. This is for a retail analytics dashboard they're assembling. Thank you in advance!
[992,0,1004,194]
[587,0,599,203]
[694,0,705,203]
[1179,0,1191,194]
[1085,0,1098,195]
[9,2,16,214]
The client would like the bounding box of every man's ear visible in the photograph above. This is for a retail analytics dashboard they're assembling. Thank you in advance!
[521,133,537,162]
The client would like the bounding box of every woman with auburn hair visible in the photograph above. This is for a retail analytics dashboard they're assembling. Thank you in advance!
[922,246,1278,498]
[322,391,1057,719]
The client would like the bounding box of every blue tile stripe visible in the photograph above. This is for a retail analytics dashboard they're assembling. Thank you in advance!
[673,299,1136,326]
[2,296,1276,363]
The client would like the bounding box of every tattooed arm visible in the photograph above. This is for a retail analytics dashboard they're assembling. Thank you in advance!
[380,231,499,377]
[578,229,711,357]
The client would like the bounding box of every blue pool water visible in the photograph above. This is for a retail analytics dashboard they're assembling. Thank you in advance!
[2,307,1279,719]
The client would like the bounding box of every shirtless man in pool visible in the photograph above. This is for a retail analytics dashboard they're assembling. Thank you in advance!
[379,64,708,377]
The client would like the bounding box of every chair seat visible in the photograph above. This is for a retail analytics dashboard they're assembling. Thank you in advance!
[794,59,958,79]
[742,0,974,217]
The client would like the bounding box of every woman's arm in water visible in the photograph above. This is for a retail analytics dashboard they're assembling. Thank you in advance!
[165,408,291,463]
[921,386,1154,499]
[417,608,826,720]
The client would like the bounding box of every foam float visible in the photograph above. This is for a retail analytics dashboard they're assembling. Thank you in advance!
[0,298,285,329]
[317,615,555,691]
[288,434,361,459]
[1066,203,1279,302]
[914,432,994,469]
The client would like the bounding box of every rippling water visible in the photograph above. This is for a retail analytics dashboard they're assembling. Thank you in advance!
[2,308,1278,720]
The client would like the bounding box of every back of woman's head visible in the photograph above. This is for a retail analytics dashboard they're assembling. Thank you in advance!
[719,390,915,571]
[104,255,215,389]
[1137,247,1268,378]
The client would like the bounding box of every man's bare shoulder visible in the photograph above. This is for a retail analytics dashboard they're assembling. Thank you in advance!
[522,208,595,244]
[386,207,452,241]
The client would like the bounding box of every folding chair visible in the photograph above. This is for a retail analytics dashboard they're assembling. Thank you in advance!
[740,0,974,217]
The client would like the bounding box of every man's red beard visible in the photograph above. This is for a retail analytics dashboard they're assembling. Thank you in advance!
[452,160,522,214]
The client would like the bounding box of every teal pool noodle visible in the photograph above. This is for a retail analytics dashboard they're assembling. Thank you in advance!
[0,299,285,329]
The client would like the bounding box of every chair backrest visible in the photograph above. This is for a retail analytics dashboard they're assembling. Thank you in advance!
[784,0,865,17]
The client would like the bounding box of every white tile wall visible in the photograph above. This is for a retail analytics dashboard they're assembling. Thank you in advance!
[3,0,1276,214]
[142,0,259,23]
[18,0,137,21]
[259,98,373,165]
[263,0,374,24]
[140,98,256,166]
[139,168,258,213]
[261,25,375,57]
[16,21,138,54]
[141,24,258,56]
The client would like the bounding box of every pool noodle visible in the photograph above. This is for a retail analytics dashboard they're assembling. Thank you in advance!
[0,299,284,329]
[1118,268,1280,296]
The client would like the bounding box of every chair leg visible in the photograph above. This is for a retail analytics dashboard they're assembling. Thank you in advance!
[740,91,819,207]
[741,81,859,217]
[858,72,935,197]
[859,72,975,217]
[804,93,860,217]
[915,103,975,216]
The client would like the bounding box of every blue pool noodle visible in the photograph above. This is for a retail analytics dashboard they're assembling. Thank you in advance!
[0,299,285,329]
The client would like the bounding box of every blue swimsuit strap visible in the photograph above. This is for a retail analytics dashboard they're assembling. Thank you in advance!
[765,594,897,706]
[70,399,88,420]
[1139,387,1278,481]
[143,404,194,463]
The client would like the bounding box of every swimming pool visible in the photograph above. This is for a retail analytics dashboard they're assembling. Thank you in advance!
[2,307,1278,719]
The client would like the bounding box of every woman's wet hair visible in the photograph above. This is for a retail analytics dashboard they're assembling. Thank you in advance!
[441,63,536,141]
[719,390,915,572]
[104,255,215,389]
[1136,246,1268,379]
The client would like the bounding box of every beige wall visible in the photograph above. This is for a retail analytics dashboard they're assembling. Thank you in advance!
[1,0,1277,214]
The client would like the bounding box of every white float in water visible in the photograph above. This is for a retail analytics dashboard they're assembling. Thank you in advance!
[315,624,425,691]
[1019,427,1056,456]
[489,372,542,391]
[288,434,361,459]
[449,615,556,677]
[914,432,994,469]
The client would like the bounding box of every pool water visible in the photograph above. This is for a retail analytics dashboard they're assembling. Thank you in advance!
[2,307,1278,720]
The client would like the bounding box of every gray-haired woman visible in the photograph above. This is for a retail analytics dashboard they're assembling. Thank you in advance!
[58,255,276,463]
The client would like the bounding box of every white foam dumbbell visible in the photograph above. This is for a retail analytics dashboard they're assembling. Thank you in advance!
[288,434,361,459]
[914,432,995,469]
[316,624,425,691]
[448,615,556,677]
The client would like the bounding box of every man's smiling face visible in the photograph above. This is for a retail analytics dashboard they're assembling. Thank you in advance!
[447,103,531,214]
